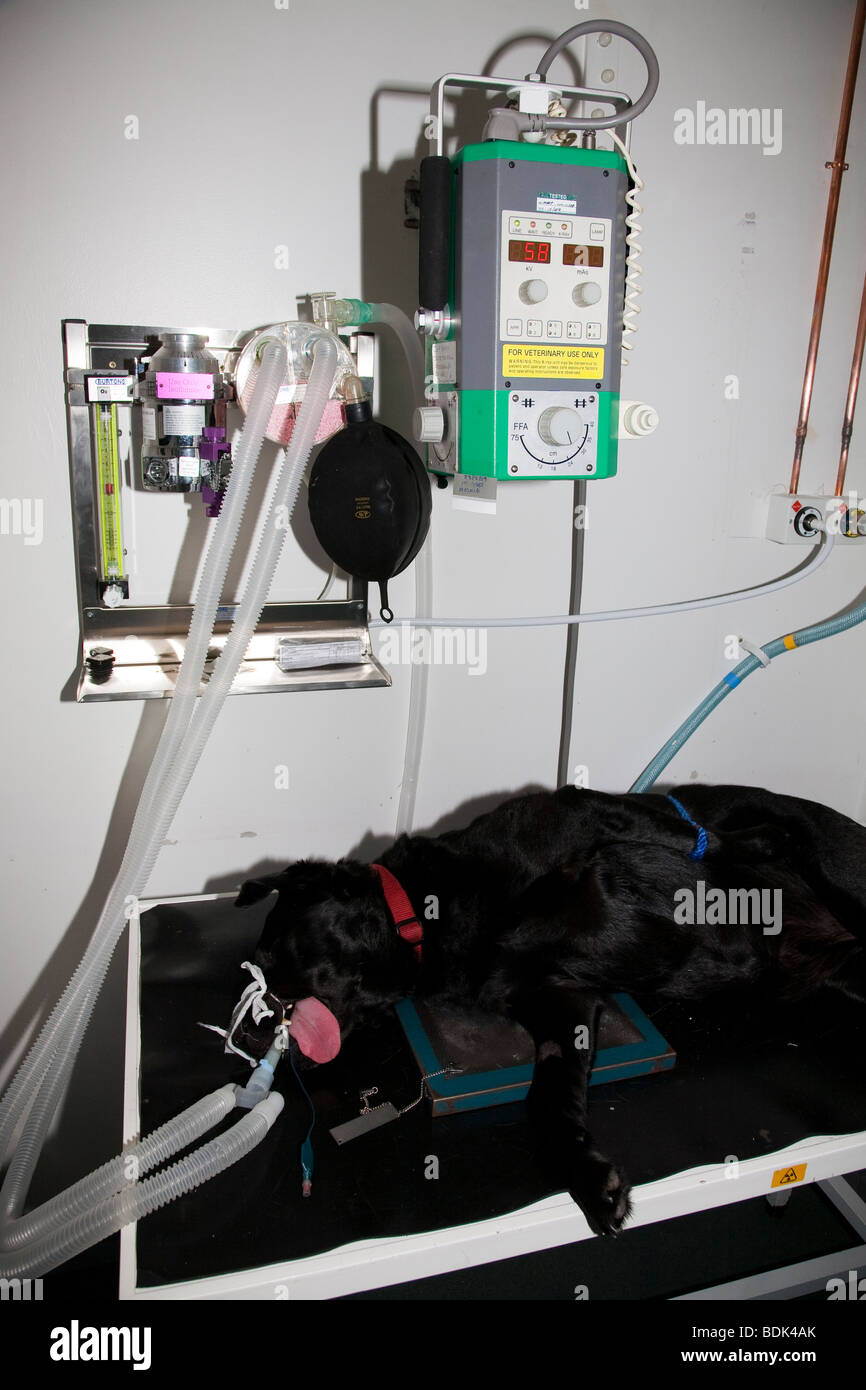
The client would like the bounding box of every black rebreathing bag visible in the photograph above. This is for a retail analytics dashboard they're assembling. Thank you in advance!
[308,402,432,621]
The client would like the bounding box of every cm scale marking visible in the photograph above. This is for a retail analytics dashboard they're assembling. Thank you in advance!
[508,388,599,476]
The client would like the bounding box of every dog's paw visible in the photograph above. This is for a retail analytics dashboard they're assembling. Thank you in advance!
[568,1148,632,1236]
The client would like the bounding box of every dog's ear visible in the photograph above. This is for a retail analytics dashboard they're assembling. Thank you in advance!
[235,873,285,908]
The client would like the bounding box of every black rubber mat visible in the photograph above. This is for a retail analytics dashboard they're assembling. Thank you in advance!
[134,896,866,1289]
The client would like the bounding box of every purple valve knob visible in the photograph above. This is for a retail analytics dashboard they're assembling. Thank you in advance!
[199,426,229,463]
[199,428,231,517]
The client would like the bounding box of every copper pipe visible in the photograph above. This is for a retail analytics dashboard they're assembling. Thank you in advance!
[790,0,865,494]
[834,269,866,495]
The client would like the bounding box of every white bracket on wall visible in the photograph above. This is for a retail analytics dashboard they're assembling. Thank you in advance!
[766,492,866,544]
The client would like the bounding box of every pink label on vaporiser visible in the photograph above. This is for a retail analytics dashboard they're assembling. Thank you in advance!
[155,372,215,400]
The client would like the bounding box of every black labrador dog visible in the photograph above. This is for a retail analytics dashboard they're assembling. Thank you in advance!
[235,783,866,1234]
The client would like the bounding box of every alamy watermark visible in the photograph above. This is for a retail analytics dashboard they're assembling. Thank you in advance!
[0,497,43,545]
[49,1322,151,1371]
[674,102,782,157]
[376,626,488,676]
[0,1277,43,1300]
[674,881,782,935]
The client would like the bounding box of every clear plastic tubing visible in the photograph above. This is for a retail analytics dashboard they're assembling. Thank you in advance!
[8,1094,284,1279]
[357,303,430,835]
[0,335,338,1277]
[159,335,339,808]
[4,1085,238,1250]
[369,528,835,630]
[0,342,287,1235]
[325,298,431,835]
[326,299,426,399]
[396,522,432,836]
[630,560,866,792]
[365,302,426,400]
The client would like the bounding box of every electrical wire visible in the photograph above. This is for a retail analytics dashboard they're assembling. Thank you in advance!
[608,130,644,366]
[533,20,660,131]
[315,561,338,600]
[287,1041,317,1197]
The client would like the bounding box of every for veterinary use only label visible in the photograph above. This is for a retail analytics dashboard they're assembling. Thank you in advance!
[502,345,605,379]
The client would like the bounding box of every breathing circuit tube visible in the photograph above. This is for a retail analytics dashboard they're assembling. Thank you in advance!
[361,305,432,836]
[0,334,340,1278]
[321,297,433,836]
[629,534,866,791]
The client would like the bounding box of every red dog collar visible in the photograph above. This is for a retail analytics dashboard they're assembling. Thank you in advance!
[371,863,423,961]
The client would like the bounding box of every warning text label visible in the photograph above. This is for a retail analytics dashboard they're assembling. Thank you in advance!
[502,344,605,380]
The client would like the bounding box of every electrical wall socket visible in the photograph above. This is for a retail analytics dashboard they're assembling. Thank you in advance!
[765,493,864,544]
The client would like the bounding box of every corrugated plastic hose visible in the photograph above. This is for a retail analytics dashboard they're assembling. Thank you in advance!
[1,342,288,1223]
[0,334,339,1277]
[3,1085,238,1251]
[4,1094,284,1280]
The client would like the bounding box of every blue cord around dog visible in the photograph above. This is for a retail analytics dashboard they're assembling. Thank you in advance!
[666,795,708,861]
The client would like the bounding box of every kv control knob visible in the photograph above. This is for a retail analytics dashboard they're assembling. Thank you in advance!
[537,407,583,446]
[572,281,602,308]
[519,279,548,305]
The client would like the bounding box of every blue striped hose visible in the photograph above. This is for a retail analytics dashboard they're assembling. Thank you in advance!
[629,594,866,793]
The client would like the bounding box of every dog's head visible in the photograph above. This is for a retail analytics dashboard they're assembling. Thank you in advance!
[234,859,407,1063]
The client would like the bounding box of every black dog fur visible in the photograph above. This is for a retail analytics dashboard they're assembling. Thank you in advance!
[235,784,866,1234]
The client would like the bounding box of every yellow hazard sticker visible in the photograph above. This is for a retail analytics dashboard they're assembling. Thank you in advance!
[771,1163,807,1187]
[503,344,605,380]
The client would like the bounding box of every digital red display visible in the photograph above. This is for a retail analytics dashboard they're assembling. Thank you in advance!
[508,239,552,263]
[563,243,604,267]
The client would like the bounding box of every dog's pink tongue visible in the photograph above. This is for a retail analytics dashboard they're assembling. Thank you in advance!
[289,997,341,1063]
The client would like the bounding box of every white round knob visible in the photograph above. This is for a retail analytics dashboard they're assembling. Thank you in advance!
[102,583,125,609]
[413,406,446,443]
[519,279,548,305]
[620,401,659,437]
[538,407,582,446]
[572,281,602,308]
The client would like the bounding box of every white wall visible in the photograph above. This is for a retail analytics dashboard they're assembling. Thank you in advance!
[1,0,864,1100]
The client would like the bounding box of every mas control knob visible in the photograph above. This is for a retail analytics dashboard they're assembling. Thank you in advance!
[572,281,602,308]
[537,407,583,446]
[519,279,548,305]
